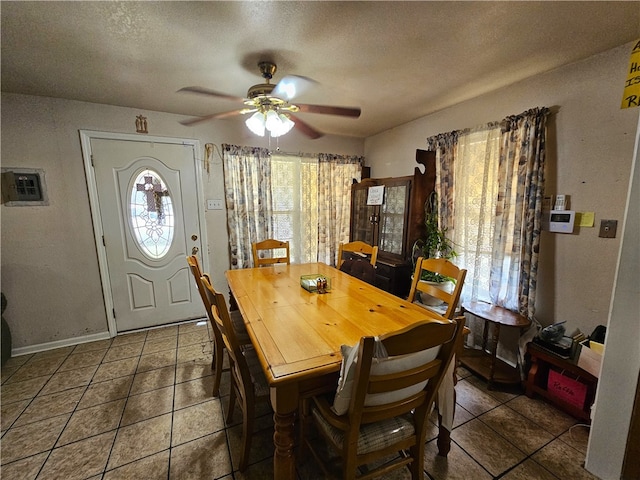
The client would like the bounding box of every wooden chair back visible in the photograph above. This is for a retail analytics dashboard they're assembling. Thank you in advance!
[306,317,464,479]
[251,239,290,267]
[337,240,378,267]
[339,258,377,285]
[407,257,467,319]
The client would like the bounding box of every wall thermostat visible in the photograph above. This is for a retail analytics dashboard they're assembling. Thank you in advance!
[549,210,575,233]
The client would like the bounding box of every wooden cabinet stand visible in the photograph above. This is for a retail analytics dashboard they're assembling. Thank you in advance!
[525,342,597,421]
[459,301,531,389]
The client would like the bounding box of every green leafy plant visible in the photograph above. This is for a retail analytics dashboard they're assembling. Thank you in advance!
[413,191,457,283]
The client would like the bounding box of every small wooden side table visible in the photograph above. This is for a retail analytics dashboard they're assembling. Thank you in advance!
[460,301,531,388]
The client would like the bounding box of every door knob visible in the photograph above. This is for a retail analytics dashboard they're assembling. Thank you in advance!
[191,234,198,241]
[192,246,199,255]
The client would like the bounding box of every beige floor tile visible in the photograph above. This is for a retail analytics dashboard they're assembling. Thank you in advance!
[102,342,144,363]
[121,385,174,426]
[169,431,232,479]
[142,336,178,355]
[507,395,577,436]
[1,398,30,432]
[532,438,599,479]
[501,459,559,480]
[177,343,213,364]
[0,451,49,480]
[110,331,147,346]
[7,356,65,383]
[14,386,85,427]
[107,414,172,470]
[130,365,175,395]
[57,398,126,446]
[178,329,211,348]
[146,324,178,341]
[559,423,591,454]
[58,349,107,371]
[31,346,74,360]
[1,364,20,383]
[235,456,275,480]
[136,350,177,373]
[103,450,170,480]
[40,364,98,395]
[174,375,215,410]
[454,379,501,416]
[1,375,49,403]
[78,375,134,409]
[227,421,274,471]
[172,398,226,446]
[0,415,69,464]
[175,361,215,384]
[92,356,139,383]
[3,354,32,369]
[451,404,474,428]
[178,321,206,335]
[479,404,555,455]
[72,338,112,354]
[39,430,116,480]
[451,418,526,477]
[422,437,492,480]
[464,374,522,403]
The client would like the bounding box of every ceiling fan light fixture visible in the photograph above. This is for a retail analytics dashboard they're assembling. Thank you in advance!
[245,111,266,137]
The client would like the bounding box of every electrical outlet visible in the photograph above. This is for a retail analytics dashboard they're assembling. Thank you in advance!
[598,219,617,238]
[207,199,223,210]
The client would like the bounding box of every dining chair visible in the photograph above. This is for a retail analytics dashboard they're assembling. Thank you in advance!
[251,239,290,267]
[301,317,464,480]
[407,257,467,320]
[186,255,249,396]
[337,241,378,268]
[339,258,377,285]
[210,303,271,472]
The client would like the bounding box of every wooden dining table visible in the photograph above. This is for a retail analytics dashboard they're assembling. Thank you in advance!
[226,262,456,479]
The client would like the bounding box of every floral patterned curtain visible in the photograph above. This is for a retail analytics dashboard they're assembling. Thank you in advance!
[222,144,273,269]
[317,154,364,265]
[493,107,549,318]
[425,131,459,233]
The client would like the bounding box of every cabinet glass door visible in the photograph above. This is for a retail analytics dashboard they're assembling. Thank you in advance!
[379,181,409,256]
[351,187,376,245]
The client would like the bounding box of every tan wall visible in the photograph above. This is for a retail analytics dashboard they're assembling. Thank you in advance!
[0,94,363,349]
[364,42,639,337]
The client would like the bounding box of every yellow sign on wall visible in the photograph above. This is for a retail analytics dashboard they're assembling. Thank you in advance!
[621,39,640,109]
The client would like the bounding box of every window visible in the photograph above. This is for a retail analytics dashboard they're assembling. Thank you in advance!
[129,169,174,259]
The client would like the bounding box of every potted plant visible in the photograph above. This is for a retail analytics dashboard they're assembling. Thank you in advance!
[411,191,457,305]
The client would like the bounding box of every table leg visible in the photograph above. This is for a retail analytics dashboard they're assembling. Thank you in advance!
[488,323,501,389]
[271,384,298,480]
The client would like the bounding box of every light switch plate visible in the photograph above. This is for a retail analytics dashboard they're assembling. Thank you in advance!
[207,199,223,210]
[599,219,617,238]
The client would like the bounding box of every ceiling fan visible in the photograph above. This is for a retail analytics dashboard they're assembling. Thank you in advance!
[177,61,361,139]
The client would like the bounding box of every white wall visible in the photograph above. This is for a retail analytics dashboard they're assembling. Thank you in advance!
[365,42,639,337]
[0,93,363,350]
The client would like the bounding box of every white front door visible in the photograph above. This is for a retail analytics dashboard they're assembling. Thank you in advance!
[81,132,207,333]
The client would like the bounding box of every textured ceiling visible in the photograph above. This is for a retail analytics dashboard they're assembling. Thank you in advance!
[2,1,639,138]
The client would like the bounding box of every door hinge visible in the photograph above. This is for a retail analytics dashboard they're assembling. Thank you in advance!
[102,235,106,247]
[112,308,116,319]
[91,154,94,167]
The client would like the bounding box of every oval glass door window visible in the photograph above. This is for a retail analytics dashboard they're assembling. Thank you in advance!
[129,169,174,259]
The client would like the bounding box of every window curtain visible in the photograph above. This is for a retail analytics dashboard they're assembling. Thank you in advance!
[495,107,549,318]
[222,144,273,269]
[317,154,364,266]
[425,107,548,318]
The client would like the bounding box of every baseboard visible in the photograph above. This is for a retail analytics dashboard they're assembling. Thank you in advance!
[11,331,112,357]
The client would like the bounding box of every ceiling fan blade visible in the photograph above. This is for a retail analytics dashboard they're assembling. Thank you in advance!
[272,75,316,101]
[177,86,246,103]
[295,103,361,118]
[179,109,244,126]
[289,113,323,139]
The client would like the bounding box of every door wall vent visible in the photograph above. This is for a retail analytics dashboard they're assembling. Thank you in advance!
[1,168,49,206]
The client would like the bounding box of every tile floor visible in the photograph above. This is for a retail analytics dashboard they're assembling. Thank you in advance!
[1,320,600,479]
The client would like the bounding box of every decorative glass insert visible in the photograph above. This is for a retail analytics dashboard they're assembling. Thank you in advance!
[130,169,174,259]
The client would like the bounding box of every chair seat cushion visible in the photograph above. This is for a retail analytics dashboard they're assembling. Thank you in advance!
[243,346,270,397]
[312,406,415,455]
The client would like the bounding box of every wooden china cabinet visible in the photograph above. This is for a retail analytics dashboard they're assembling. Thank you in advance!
[349,150,435,297]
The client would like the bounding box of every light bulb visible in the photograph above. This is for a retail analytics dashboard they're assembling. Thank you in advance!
[245,112,265,136]
[265,110,281,133]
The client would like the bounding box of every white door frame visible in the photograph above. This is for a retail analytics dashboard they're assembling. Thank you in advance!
[79,130,208,337]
